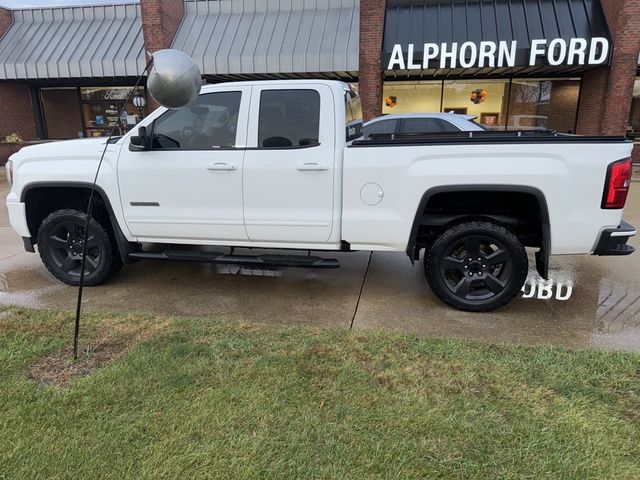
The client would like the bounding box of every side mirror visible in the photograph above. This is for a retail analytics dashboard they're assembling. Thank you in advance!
[129,125,150,151]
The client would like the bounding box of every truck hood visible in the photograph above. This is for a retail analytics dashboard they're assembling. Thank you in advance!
[10,137,117,164]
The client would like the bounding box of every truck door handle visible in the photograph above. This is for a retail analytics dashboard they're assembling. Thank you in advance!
[207,162,237,171]
[296,162,328,171]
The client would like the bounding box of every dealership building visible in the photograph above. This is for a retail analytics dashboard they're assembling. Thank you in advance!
[0,0,638,164]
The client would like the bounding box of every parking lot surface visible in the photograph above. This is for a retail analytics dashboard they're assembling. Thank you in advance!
[2,177,639,351]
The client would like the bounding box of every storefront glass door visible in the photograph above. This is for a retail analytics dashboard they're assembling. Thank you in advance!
[40,88,84,139]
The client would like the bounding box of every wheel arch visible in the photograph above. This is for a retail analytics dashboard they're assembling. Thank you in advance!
[21,182,133,264]
[406,185,551,279]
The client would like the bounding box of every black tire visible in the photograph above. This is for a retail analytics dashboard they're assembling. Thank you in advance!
[37,209,118,286]
[424,221,528,312]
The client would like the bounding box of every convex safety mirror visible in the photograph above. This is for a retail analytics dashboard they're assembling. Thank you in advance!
[129,49,202,151]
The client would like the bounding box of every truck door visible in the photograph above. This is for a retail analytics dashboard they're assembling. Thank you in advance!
[243,85,336,243]
[118,86,251,242]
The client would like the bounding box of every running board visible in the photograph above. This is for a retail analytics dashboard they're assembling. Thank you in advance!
[128,250,340,269]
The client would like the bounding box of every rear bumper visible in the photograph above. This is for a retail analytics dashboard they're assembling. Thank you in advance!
[593,220,636,256]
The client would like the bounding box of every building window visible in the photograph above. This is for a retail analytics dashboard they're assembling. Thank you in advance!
[508,79,580,133]
[629,78,640,140]
[442,80,510,128]
[40,88,83,139]
[80,87,146,137]
[381,78,580,133]
[382,81,442,115]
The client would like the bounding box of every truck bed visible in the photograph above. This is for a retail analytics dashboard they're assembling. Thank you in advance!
[342,132,632,255]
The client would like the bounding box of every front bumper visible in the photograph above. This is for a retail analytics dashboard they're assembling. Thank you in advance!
[593,220,636,256]
[6,199,31,238]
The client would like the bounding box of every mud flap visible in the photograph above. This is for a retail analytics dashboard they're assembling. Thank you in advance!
[535,225,550,280]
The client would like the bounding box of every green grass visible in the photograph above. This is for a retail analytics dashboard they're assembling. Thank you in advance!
[0,306,639,479]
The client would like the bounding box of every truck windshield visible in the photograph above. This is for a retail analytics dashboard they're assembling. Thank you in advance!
[344,89,363,142]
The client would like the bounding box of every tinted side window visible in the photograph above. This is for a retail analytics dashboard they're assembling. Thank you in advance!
[436,119,462,132]
[152,92,241,149]
[364,119,398,138]
[258,90,320,148]
[401,118,459,134]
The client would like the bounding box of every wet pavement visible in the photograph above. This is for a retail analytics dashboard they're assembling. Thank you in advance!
[1,177,639,352]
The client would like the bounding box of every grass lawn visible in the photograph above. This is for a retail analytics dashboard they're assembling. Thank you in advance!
[0,306,639,479]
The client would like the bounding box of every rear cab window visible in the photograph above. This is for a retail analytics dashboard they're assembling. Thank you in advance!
[344,88,363,142]
[257,90,320,148]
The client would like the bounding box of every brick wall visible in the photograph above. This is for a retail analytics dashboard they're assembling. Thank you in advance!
[0,7,38,146]
[0,8,37,147]
[359,0,386,121]
[576,69,608,134]
[140,0,184,51]
[140,0,185,111]
[546,81,580,134]
[576,0,640,135]
[0,84,37,165]
[0,84,37,141]
[0,6,11,33]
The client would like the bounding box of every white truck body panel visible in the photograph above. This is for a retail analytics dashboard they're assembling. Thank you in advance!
[117,85,253,242]
[342,142,629,254]
[242,83,339,243]
[5,79,634,257]
[6,137,129,238]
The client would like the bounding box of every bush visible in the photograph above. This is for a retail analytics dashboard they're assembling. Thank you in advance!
[2,132,23,144]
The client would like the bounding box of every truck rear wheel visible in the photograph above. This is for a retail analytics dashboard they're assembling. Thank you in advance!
[424,221,528,312]
[37,209,119,286]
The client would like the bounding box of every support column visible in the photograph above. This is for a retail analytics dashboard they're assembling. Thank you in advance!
[359,0,386,122]
[140,0,185,111]
[576,0,640,136]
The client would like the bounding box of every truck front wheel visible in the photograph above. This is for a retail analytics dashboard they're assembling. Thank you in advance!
[424,221,528,312]
[37,209,119,286]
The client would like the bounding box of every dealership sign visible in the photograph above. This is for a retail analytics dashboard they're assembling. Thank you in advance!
[387,37,610,70]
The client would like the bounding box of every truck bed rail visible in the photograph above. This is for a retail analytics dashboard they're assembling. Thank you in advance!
[351,130,629,147]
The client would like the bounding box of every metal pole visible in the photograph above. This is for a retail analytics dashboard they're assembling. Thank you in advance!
[73,58,153,360]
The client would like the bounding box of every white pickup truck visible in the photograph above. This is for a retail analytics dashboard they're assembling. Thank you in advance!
[4,80,636,311]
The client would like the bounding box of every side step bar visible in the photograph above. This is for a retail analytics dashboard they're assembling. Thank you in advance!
[128,250,340,269]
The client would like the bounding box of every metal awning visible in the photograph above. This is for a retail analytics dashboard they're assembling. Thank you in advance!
[172,0,359,79]
[0,3,145,80]
[383,0,612,78]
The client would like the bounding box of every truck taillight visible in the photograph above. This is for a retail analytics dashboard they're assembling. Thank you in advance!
[602,158,632,209]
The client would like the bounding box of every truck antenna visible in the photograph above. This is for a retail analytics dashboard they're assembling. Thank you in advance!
[72,49,201,360]
[72,57,153,360]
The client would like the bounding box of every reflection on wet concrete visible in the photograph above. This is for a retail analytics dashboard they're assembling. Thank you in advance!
[0,250,371,328]
[1,177,639,351]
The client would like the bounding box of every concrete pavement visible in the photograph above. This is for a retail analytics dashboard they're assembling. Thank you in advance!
[1,177,639,351]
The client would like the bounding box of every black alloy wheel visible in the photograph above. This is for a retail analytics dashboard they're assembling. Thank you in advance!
[37,209,116,286]
[425,221,528,312]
